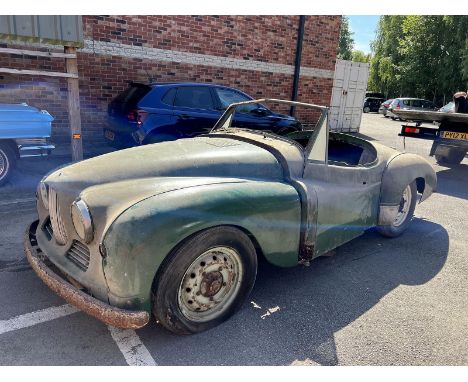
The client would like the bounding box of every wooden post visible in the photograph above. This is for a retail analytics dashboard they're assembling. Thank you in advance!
[65,46,83,161]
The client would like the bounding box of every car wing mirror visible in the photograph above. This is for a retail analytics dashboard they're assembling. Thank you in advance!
[250,107,269,116]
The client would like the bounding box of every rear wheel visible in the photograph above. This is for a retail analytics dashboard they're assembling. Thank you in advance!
[377,181,417,238]
[152,226,257,335]
[435,150,466,165]
[363,106,370,113]
[0,143,16,186]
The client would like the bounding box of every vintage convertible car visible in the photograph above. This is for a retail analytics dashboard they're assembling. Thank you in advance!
[24,99,437,335]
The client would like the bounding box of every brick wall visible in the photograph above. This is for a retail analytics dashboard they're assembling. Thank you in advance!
[0,15,341,151]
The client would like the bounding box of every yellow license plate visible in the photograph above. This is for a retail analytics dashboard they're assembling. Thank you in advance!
[441,131,468,141]
[104,130,115,141]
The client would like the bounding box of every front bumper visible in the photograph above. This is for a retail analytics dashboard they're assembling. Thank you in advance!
[15,139,55,158]
[24,221,150,329]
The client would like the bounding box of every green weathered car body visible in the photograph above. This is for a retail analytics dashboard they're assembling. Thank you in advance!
[25,99,437,329]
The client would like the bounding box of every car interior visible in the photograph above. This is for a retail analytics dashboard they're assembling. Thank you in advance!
[285,130,378,167]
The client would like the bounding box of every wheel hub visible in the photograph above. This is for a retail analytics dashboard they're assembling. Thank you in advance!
[393,185,411,227]
[178,246,243,322]
[200,271,223,297]
[0,151,6,177]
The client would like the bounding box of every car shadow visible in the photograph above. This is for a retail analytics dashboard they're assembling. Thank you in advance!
[434,163,468,200]
[138,218,449,365]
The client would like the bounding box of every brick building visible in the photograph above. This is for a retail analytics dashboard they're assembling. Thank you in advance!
[0,16,341,152]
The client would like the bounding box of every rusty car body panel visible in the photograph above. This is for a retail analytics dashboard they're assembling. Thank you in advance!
[25,99,437,327]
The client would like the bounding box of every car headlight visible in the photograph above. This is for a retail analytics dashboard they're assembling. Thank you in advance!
[39,181,49,210]
[71,199,94,243]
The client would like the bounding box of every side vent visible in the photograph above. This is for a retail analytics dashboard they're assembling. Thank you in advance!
[43,218,53,240]
[66,241,91,271]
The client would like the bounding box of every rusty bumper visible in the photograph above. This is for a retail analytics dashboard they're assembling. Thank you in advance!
[24,221,150,329]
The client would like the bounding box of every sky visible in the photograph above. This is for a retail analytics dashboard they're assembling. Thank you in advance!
[347,15,381,54]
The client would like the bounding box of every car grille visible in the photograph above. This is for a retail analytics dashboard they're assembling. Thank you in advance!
[43,218,53,240]
[66,241,91,271]
[48,188,68,245]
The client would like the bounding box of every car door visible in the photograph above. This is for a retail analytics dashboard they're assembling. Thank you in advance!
[422,100,437,111]
[410,99,423,111]
[300,118,382,257]
[212,87,273,131]
[172,86,221,137]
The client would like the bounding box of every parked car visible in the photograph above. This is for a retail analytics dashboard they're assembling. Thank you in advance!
[378,99,394,117]
[0,103,54,186]
[25,99,436,335]
[105,82,302,148]
[387,98,438,120]
[363,97,384,113]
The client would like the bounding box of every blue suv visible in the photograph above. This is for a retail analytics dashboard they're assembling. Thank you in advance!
[105,82,302,148]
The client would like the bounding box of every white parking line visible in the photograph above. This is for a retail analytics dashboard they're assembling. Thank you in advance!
[108,326,157,366]
[0,304,157,366]
[0,304,79,335]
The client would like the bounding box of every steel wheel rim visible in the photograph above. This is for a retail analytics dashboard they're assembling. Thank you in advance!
[393,185,412,227]
[0,149,8,181]
[178,246,243,323]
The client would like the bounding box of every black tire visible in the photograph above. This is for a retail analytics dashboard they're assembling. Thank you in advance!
[435,150,466,165]
[391,116,396,120]
[0,143,16,186]
[363,106,370,113]
[152,226,257,335]
[377,181,417,238]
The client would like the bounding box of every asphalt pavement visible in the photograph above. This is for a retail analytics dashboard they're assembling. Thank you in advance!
[0,113,467,365]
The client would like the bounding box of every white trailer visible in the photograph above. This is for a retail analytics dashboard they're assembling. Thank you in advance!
[329,59,370,133]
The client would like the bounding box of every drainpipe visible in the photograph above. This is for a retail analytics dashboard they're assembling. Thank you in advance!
[290,15,306,117]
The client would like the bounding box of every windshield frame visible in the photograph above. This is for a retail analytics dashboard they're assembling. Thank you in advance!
[209,98,329,160]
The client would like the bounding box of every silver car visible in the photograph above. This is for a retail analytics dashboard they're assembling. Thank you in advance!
[378,99,394,117]
[387,98,438,120]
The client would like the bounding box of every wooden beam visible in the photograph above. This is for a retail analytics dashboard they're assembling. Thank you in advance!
[0,47,77,59]
[65,46,83,161]
[0,67,78,79]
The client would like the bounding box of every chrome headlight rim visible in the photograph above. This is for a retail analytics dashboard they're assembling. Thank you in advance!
[71,199,94,243]
[39,181,49,210]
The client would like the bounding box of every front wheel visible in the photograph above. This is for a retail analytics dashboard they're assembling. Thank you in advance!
[152,226,257,335]
[377,181,417,238]
[0,143,16,186]
[363,106,370,113]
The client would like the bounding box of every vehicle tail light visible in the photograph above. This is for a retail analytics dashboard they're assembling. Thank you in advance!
[383,103,389,107]
[404,127,420,134]
[395,104,401,109]
[137,110,149,126]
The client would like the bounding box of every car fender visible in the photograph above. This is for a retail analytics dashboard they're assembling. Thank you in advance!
[102,180,301,311]
[378,153,437,225]
[141,113,180,139]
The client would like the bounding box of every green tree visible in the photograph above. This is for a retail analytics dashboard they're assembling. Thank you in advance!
[369,15,468,104]
[351,50,371,63]
[368,16,406,97]
[337,16,354,60]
